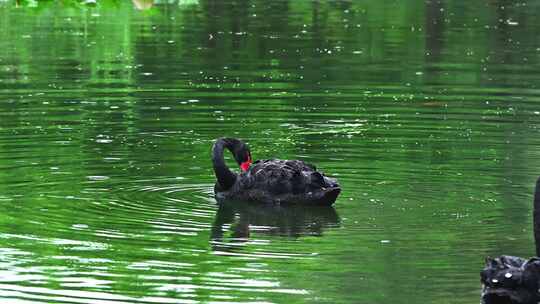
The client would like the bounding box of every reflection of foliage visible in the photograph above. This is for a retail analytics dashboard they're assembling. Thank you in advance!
[1,0,537,91]
[3,0,199,8]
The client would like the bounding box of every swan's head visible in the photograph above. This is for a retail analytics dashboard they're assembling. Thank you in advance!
[224,138,252,172]
[481,256,540,304]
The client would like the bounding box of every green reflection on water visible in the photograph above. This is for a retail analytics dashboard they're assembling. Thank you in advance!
[1,0,540,303]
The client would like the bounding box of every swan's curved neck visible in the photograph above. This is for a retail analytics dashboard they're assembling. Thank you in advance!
[534,177,540,256]
[212,139,237,190]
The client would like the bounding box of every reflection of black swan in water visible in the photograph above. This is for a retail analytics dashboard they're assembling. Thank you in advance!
[210,200,340,251]
[212,138,341,205]
[480,178,540,304]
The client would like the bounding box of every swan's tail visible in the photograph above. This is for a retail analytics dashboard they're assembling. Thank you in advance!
[313,187,341,206]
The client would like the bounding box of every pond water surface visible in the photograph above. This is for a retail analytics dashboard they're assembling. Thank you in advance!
[1,1,540,303]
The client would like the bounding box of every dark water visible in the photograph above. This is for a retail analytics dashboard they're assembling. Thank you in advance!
[1,0,540,303]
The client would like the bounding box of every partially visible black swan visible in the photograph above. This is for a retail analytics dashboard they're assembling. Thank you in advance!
[212,138,341,205]
[480,177,540,304]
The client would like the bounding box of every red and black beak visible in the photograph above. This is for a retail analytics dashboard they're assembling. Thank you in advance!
[240,155,252,172]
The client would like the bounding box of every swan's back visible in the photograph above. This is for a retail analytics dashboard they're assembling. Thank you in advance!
[230,159,340,205]
[246,159,326,193]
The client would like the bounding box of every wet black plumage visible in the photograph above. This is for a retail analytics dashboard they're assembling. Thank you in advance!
[480,177,540,304]
[212,138,341,205]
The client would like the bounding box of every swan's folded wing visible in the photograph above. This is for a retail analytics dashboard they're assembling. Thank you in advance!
[247,160,307,195]
[249,159,330,195]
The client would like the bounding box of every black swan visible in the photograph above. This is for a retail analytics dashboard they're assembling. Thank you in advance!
[211,137,341,205]
[480,177,540,304]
